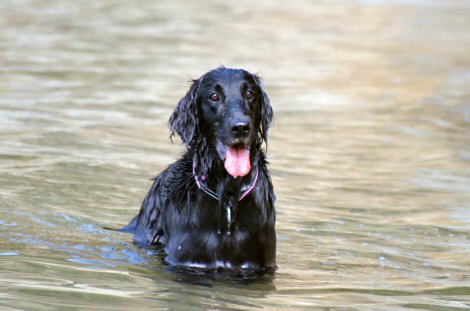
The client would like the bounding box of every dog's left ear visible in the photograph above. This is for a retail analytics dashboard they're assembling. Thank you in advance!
[169,78,200,147]
[252,74,273,143]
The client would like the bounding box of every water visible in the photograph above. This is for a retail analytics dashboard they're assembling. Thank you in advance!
[1,0,470,310]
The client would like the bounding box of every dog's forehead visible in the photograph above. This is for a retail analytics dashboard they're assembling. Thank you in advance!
[201,68,254,90]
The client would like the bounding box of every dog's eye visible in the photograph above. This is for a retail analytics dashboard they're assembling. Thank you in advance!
[209,93,220,101]
[245,91,254,100]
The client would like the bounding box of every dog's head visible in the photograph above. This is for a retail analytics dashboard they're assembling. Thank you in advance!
[169,67,273,178]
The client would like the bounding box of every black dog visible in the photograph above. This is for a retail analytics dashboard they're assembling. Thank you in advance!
[121,67,276,272]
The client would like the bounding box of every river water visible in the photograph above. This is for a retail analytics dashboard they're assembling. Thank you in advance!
[1,0,470,310]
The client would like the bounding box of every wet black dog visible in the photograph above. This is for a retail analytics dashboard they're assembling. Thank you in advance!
[121,67,276,272]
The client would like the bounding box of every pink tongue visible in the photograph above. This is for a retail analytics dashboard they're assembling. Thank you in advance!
[224,146,251,177]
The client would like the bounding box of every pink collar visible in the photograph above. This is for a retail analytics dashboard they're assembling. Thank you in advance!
[193,161,259,202]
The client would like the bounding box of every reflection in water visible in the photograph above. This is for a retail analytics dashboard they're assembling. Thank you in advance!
[1,0,470,310]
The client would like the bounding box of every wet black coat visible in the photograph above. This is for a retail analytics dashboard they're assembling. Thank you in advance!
[121,68,276,271]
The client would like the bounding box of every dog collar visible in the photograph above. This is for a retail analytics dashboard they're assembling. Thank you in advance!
[192,159,259,202]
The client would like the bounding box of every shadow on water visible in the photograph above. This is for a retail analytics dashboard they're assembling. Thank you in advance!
[167,265,277,289]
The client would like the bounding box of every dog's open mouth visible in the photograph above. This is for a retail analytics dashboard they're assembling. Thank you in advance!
[217,142,251,178]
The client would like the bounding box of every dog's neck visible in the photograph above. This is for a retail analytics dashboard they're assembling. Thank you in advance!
[191,141,261,235]
[191,150,260,200]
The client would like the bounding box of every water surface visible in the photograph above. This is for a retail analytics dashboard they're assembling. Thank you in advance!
[1,0,470,310]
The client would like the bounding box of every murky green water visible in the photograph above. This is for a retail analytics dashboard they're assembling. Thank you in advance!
[1,0,470,310]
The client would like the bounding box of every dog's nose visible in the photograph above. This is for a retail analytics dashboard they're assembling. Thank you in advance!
[231,121,251,138]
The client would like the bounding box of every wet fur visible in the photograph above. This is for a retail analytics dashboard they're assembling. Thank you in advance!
[121,67,276,272]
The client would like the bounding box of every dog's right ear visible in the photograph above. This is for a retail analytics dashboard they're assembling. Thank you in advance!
[169,78,200,148]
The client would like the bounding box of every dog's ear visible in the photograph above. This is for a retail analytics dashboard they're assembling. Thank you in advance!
[169,79,200,147]
[252,74,273,143]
